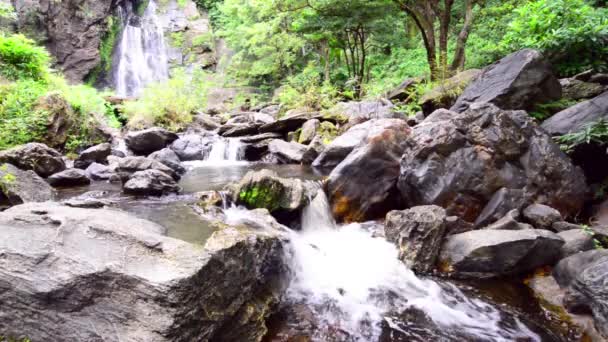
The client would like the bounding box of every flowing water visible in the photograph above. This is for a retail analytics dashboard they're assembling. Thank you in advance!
[114,0,169,97]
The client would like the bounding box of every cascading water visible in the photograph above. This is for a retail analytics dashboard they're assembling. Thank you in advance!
[206,137,244,162]
[114,0,169,97]
[285,189,542,341]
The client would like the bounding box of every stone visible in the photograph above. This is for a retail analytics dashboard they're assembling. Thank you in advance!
[541,91,608,136]
[554,250,608,288]
[327,119,411,222]
[115,156,180,181]
[47,168,91,187]
[268,139,307,164]
[419,69,481,115]
[522,203,563,230]
[0,202,286,341]
[386,78,419,102]
[0,163,55,206]
[74,143,112,169]
[37,92,76,148]
[398,103,587,222]
[302,136,325,165]
[324,100,397,125]
[558,229,596,259]
[560,78,606,101]
[148,148,186,175]
[298,119,320,145]
[125,127,179,155]
[240,132,283,144]
[451,49,561,113]
[439,229,564,279]
[123,169,181,196]
[259,111,312,134]
[552,221,584,233]
[385,205,448,274]
[0,143,66,177]
[219,123,260,137]
[170,134,207,161]
[85,162,115,181]
[191,113,221,131]
[312,119,377,170]
[483,209,532,230]
[474,188,527,228]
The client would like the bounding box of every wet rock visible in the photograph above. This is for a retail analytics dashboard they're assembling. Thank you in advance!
[268,139,307,164]
[312,119,377,170]
[0,202,286,342]
[240,132,283,144]
[328,119,411,222]
[439,229,564,279]
[149,148,186,175]
[125,127,179,155]
[398,103,587,222]
[85,162,115,181]
[62,198,110,209]
[554,250,608,288]
[123,169,181,196]
[302,136,325,165]
[0,143,66,178]
[451,49,561,113]
[170,134,207,161]
[0,163,55,205]
[47,168,90,187]
[115,156,179,181]
[483,209,532,230]
[299,119,320,145]
[560,78,606,101]
[420,69,481,115]
[197,190,225,209]
[558,229,595,259]
[523,204,563,230]
[541,91,608,135]
[385,205,448,274]
[74,143,112,169]
[474,188,528,228]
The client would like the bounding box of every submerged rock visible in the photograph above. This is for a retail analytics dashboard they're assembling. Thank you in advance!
[47,168,91,187]
[0,202,286,342]
[115,156,180,181]
[123,169,181,196]
[385,205,448,274]
[74,143,112,169]
[0,163,55,206]
[439,229,564,279]
[0,143,65,178]
[148,148,186,175]
[170,134,207,161]
[85,162,115,181]
[125,127,178,155]
[451,49,561,112]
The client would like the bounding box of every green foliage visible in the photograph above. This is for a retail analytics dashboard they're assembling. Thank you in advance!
[0,33,50,81]
[274,63,339,111]
[86,15,120,85]
[502,0,608,75]
[556,120,608,153]
[238,185,281,211]
[123,68,214,130]
[170,31,186,48]
[581,224,604,249]
[0,3,16,20]
[529,99,580,121]
[366,46,429,96]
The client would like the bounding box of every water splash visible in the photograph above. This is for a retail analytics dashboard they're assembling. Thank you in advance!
[183,135,247,167]
[114,0,169,97]
[285,190,541,341]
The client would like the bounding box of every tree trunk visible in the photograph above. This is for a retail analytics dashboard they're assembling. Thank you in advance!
[450,0,475,72]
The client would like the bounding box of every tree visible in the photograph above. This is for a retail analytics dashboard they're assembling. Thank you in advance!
[394,0,479,80]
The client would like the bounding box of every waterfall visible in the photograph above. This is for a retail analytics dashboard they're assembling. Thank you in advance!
[286,190,541,341]
[206,138,244,163]
[114,0,169,97]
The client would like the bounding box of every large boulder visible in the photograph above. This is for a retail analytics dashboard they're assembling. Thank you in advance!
[560,78,606,101]
[125,127,179,156]
[47,168,91,187]
[148,148,186,175]
[398,103,587,222]
[38,92,76,148]
[327,119,411,222]
[0,163,55,206]
[259,110,313,134]
[522,203,562,230]
[85,162,116,181]
[115,156,180,181]
[386,78,419,102]
[541,91,608,135]
[439,229,564,279]
[0,202,286,341]
[323,100,397,125]
[0,143,65,177]
[557,229,595,259]
[268,139,307,164]
[419,69,481,115]
[298,119,320,145]
[451,49,561,113]
[123,169,181,196]
[385,205,448,274]
[170,134,208,161]
[74,143,112,169]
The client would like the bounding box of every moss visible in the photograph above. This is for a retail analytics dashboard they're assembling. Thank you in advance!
[238,184,282,212]
[318,121,338,144]
[86,15,120,85]
[170,31,186,49]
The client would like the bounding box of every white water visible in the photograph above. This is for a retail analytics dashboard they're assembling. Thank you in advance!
[183,136,247,168]
[286,190,541,341]
[115,0,169,97]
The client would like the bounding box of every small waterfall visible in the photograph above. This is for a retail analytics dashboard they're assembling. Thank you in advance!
[114,0,169,97]
[206,138,244,162]
[286,190,541,341]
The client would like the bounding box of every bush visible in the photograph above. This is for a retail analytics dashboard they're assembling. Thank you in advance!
[0,79,48,149]
[123,69,214,130]
[0,33,50,81]
[502,0,608,75]
[366,46,429,96]
[556,120,608,153]
[274,63,340,111]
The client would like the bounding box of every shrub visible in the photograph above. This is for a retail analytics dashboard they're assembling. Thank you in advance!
[0,33,50,81]
[274,63,340,111]
[555,120,608,154]
[0,79,48,149]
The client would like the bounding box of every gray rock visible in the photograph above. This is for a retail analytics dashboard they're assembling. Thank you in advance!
[85,162,115,181]
[327,119,411,222]
[483,209,532,230]
[74,143,111,169]
[0,143,65,177]
[398,103,587,222]
[219,123,260,137]
[170,134,206,161]
[302,136,325,165]
[325,100,397,125]
[299,119,320,145]
[385,205,448,274]
[523,203,563,229]
[387,78,419,102]
[420,69,481,115]
[240,132,283,144]
[123,169,181,196]
[148,148,186,175]
[0,163,55,205]
[553,249,608,288]
[474,188,527,228]
[558,229,595,259]
[125,127,179,155]
[552,221,584,232]
[191,113,221,131]
[259,110,312,134]
[47,168,90,187]
[451,49,561,113]
[268,139,307,164]
[541,91,608,135]
[0,202,286,342]
[312,119,377,170]
[560,78,606,101]
[115,156,179,181]
[439,229,564,279]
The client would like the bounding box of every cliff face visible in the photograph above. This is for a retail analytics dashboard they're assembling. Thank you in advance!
[10,0,123,83]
